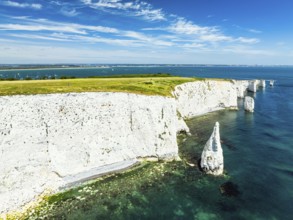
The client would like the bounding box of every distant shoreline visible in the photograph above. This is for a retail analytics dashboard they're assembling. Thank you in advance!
[1,64,292,72]
[0,66,111,72]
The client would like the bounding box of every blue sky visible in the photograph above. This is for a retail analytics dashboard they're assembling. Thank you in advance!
[0,0,292,64]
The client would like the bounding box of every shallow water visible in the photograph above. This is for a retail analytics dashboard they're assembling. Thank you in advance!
[29,108,292,219]
[16,66,293,220]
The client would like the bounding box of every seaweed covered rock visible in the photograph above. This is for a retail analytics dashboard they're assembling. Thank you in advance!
[200,122,224,175]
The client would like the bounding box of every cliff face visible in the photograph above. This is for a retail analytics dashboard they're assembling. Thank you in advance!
[0,79,250,214]
[233,80,250,98]
[0,92,179,214]
[174,80,238,118]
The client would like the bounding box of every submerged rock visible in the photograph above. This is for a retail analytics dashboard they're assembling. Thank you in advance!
[200,122,224,175]
[220,181,240,197]
[221,139,237,151]
[244,96,255,112]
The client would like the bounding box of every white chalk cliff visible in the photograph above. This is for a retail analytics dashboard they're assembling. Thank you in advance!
[260,80,266,88]
[247,79,269,93]
[0,79,254,214]
[244,96,255,112]
[173,80,238,118]
[200,122,224,175]
[233,80,249,98]
[0,92,179,214]
[248,80,258,93]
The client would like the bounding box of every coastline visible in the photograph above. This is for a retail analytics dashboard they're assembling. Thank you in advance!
[62,159,140,189]
[0,66,111,72]
[0,78,258,217]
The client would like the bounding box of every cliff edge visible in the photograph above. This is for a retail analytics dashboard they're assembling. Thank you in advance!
[0,79,252,214]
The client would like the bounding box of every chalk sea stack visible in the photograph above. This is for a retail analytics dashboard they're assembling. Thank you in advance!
[248,81,257,93]
[244,96,255,112]
[200,122,224,175]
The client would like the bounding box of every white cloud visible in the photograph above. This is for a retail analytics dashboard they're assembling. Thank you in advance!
[0,24,85,34]
[0,42,179,64]
[0,18,119,34]
[0,38,19,43]
[49,1,65,6]
[168,18,217,35]
[135,8,165,21]
[49,1,82,17]
[7,16,31,20]
[8,30,173,48]
[82,0,137,10]
[236,37,259,44]
[8,32,139,47]
[122,31,173,46]
[0,16,173,48]
[51,33,141,47]
[0,1,270,64]
[1,1,42,9]
[223,46,276,56]
[60,8,80,17]
[233,25,262,34]
[149,18,260,45]
[9,34,74,42]
[73,24,119,33]
[0,39,284,65]
[199,34,233,42]
[248,29,262,34]
[81,0,166,21]
[182,42,205,49]
[198,35,259,44]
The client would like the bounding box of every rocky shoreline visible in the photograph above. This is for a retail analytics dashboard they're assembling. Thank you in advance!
[0,79,264,216]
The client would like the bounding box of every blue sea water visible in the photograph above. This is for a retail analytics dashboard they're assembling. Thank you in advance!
[3,66,292,219]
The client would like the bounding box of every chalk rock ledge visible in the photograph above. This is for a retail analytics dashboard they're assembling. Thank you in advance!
[200,122,224,175]
[244,96,255,112]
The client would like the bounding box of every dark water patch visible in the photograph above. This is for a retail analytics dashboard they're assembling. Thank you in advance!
[220,181,241,197]
[221,138,237,151]
[270,165,293,178]
[274,167,293,178]
[217,198,241,214]
[197,159,204,173]
[261,131,281,141]
[237,128,247,132]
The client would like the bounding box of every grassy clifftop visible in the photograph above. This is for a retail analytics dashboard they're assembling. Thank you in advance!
[0,75,199,97]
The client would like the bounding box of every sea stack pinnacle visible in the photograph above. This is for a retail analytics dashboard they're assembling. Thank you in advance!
[200,122,224,175]
[244,96,255,112]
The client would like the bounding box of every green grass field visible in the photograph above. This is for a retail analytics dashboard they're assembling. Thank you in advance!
[0,76,199,97]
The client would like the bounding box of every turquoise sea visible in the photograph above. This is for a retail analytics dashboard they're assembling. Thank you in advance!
[4,66,292,219]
